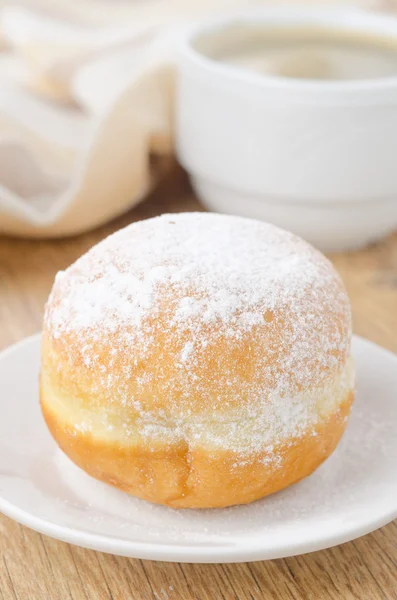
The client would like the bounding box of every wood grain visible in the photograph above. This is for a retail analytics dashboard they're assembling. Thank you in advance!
[0,167,396,600]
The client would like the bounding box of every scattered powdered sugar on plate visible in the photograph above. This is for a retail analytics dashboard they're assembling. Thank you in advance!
[43,212,352,453]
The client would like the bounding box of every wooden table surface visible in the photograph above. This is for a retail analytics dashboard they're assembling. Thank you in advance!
[0,169,396,600]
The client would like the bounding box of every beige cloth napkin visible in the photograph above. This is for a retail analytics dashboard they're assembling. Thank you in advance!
[0,0,387,238]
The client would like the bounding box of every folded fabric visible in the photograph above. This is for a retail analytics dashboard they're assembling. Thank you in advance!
[0,0,384,237]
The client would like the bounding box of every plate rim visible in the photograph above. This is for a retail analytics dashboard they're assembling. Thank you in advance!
[0,332,396,563]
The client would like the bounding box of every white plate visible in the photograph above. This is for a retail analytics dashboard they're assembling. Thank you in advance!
[0,334,396,563]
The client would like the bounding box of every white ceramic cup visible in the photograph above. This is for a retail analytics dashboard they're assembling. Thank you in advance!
[176,8,397,251]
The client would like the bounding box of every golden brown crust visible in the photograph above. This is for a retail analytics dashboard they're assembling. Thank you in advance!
[41,385,353,509]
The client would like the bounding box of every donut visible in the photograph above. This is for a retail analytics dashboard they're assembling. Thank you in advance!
[41,212,354,509]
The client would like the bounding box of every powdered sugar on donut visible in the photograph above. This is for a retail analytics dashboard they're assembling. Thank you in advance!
[43,212,353,452]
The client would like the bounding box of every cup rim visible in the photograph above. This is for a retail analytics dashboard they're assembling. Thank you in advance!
[178,6,397,99]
